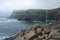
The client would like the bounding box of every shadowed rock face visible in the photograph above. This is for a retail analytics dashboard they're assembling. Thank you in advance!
[4,23,60,40]
[10,7,60,21]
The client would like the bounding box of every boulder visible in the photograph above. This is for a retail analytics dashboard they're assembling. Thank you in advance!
[38,36,43,40]
[24,31,35,40]
[36,28,43,36]
[30,24,41,30]
[43,28,50,35]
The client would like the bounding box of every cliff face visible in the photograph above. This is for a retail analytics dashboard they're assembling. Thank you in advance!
[10,10,26,18]
[10,7,60,21]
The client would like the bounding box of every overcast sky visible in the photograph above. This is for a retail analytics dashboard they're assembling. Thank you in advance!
[0,0,60,17]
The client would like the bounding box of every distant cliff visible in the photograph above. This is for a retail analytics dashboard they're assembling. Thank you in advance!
[10,7,60,21]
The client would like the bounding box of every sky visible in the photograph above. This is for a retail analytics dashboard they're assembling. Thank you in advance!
[0,0,60,17]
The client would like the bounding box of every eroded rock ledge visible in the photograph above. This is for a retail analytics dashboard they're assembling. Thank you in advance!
[4,24,60,40]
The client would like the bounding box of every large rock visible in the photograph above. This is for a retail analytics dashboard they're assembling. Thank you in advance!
[30,24,41,30]
[24,31,35,40]
[36,28,43,36]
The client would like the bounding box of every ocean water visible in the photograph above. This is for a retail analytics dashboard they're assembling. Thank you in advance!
[0,18,50,40]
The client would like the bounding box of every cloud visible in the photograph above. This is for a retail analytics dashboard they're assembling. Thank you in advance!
[0,0,60,17]
[0,0,36,10]
[0,0,60,11]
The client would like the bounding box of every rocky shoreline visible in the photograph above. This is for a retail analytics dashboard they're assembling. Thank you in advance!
[4,23,60,40]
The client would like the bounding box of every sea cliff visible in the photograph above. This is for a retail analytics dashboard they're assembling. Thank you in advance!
[9,7,60,21]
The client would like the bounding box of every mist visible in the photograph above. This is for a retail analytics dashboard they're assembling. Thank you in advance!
[0,0,60,17]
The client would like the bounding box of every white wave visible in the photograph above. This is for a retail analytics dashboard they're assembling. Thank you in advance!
[0,21,11,23]
[0,18,18,23]
[0,36,9,40]
[7,19,17,22]
[0,19,18,23]
[3,36,9,39]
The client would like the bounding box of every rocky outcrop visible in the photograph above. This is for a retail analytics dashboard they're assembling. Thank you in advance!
[45,19,60,29]
[4,24,60,40]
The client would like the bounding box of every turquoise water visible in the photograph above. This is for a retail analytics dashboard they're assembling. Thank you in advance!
[0,18,50,40]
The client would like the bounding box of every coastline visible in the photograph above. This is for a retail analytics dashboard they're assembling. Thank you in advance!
[4,20,60,40]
